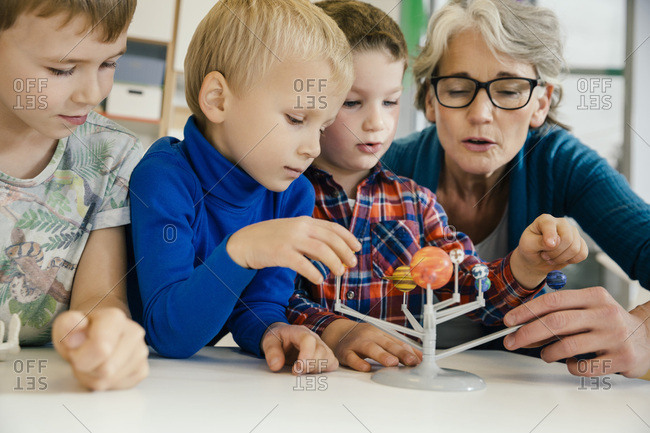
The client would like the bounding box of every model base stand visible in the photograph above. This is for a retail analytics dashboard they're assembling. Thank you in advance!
[334,247,565,392]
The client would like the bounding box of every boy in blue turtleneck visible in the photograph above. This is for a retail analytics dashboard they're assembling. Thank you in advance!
[128,0,359,374]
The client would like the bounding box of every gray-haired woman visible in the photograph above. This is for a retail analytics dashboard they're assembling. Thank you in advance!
[382,0,650,378]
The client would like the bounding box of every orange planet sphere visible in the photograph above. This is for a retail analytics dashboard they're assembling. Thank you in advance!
[409,246,453,289]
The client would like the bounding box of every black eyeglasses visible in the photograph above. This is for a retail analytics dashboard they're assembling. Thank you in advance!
[430,76,545,110]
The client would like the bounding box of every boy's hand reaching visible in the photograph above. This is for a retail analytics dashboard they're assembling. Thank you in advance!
[511,214,588,289]
[52,308,149,391]
[261,323,338,374]
[321,320,422,372]
[227,216,361,284]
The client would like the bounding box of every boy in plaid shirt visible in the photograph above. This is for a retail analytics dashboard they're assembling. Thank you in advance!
[287,0,587,372]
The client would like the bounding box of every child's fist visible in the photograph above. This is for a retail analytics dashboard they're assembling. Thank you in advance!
[52,308,149,391]
[511,214,588,288]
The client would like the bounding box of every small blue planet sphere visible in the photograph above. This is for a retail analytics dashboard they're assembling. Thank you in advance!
[475,277,491,292]
[546,270,567,290]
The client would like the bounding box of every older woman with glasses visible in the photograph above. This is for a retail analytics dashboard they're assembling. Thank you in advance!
[382,0,650,378]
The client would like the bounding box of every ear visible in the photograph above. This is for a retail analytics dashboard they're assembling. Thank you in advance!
[198,71,230,124]
[529,83,554,128]
[424,85,436,123]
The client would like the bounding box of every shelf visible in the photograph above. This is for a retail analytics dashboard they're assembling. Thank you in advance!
[95,109,161,125]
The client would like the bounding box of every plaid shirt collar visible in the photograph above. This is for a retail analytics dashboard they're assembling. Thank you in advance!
[305,162,403,195]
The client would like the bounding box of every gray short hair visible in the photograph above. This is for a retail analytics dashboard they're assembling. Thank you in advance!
[414,0,567,128]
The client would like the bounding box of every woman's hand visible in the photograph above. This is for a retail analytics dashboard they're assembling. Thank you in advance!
[504,287,650,378]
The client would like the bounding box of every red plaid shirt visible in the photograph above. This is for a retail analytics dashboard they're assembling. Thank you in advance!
[287,164,542,335]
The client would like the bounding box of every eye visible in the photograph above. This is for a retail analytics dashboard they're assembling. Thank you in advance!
[47,67,75,77]
[448,90,471,96]
[286,114,303,125]
[101,61,118,69]
[343,100,360,108]
[383,100,399,107]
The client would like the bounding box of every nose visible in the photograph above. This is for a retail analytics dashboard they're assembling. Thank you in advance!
[71,72,104,107]
[298,131,321,159]
[466,88,494,124]
[362,103,385,132]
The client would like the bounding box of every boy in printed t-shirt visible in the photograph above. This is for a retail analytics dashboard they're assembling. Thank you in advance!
[0,0,148,390]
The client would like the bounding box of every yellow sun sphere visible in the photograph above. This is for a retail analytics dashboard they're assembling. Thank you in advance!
[389,266,417,293]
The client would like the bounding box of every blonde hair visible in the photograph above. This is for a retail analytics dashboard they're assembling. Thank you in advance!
[0,0,136,42]
[185,0,354,123]
[414,0,567,128]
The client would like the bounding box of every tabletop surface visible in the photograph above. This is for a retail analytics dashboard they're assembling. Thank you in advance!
[1,346,649,433]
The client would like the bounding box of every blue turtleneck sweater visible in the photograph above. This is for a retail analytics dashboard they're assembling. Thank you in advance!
[129,116,314,358]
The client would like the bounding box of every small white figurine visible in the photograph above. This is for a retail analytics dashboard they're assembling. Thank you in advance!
[0,314,21,361]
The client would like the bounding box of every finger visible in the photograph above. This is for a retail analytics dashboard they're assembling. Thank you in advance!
[548,235,588,265]
[290,254,326,285]
[52,311,89,359]
[261,328,287,372]
[512,336,557,349]
[566,355,617,377]
[262,324,291,371]
[87,324,147,390]
[321,347,339,372]
[106,356,150,390]
[504,287,612,327]
[381,339,420,366]
[362,342,399,367]
[504,308,596,351]
[302,226,358,270]
[319,220,362,252]
[301,238,346,276]
[540,331,606,364]
[567,237,589,264]
[293,332,317,373]
[543,240,579,266]
[76,332,149,391]
[305,344,337,373]
[531,214,560,251]
[542,225,577,263]
[341,350,372,372]
[68,309,126,373]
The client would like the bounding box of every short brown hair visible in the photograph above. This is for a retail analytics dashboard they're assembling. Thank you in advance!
[184,0,354,123]
[0,0,136,42]
[315,0,408,64]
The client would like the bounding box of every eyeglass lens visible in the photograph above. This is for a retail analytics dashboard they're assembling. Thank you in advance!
[436,77,533,109]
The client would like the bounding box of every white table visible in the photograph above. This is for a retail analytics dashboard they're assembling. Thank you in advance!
[1,346,648,433]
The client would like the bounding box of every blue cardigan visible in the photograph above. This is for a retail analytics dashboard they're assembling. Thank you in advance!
[382,125,650,289]
[129,116,315,358]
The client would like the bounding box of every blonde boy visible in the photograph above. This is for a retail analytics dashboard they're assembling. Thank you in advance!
[0,0,148,390]
[129,0,360,374]
[288,0,587,372]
